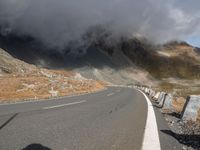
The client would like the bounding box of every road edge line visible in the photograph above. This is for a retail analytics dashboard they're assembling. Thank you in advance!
[138,89,161,150]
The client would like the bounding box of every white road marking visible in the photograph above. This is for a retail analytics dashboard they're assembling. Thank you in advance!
[107,93,114,96]
[138,90,161,150]
[43,100,86,110]
[116,89,121,92]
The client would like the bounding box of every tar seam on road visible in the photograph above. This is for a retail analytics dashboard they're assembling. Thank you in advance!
[0,113,18,130]
[138,90,161,150]
[42,100,87,110]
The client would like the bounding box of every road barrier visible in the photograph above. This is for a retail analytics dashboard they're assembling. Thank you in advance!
[157,92,167,107]
[181,95,200,122]
[152,92,161,101]
[162,94,173,111]
[149,90,156,99]
[133,85,200,123]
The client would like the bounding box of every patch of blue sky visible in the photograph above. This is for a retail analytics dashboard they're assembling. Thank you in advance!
[186,36,200,48]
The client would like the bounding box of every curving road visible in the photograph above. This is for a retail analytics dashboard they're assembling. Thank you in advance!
[0,87,182,150]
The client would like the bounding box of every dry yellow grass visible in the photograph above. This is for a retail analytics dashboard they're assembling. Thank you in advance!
[197,108,200,123]
[0,69,106,103]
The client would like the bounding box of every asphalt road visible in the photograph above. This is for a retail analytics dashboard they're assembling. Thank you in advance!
[0,87,182,150]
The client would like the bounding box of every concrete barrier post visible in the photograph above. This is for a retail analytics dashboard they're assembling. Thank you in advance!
[157,92,167,107]
[144,87,148,93]
[153,92,161,102]
[149,90,156,98]
[157,92,165,103]
[162,94,173,110]
[181,95,200,122]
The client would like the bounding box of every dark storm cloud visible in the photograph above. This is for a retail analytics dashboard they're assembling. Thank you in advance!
[0,0,200,49]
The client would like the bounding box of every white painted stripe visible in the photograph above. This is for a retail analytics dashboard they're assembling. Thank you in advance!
[107,93,114,96]
[138,90,161,150]
[43,100,86,110]
[117,89,121,92]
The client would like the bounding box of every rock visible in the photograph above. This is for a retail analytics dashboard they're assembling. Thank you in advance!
[49,87,58,97]
[0,66,12,74]
[74,73,86,80]
[182,146,187,150]
[40,70,53,78]
[22,83,35,89]
[181,95,200,122]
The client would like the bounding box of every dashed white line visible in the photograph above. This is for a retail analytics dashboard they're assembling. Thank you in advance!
[138,90,161,150]
[107,93,115,96]
[43,100,86,110]
[116,89,121,92]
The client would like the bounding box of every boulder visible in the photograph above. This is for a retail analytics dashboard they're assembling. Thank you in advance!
[181,95,200,122]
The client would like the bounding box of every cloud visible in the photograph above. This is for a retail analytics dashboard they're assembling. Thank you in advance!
[0,0,200,49]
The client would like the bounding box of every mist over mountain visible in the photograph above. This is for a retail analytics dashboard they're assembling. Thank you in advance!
[0,0,200,87]
[1,0,200,52]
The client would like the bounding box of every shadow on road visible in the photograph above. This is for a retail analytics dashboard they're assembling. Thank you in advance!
[22,143,51,150]
[161,130,200,149]
[0,113,18,130]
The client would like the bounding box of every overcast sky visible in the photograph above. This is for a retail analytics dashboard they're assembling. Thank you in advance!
[0,0,200,48]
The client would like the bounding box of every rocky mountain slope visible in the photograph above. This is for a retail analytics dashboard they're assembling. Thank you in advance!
[0,33,155,86]
[0,47,105,103]
[0,33,199,97]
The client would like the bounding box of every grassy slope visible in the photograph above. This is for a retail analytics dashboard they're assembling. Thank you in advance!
[0,48,106,102]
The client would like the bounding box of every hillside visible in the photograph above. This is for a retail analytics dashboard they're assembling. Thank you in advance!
[121,39,200,79]
[89,35,200,96]
[0,48,105,103]
[0,33,199,97]
[0,33,155,86]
